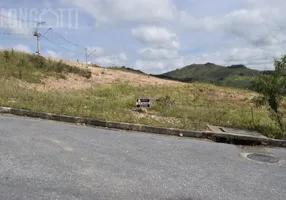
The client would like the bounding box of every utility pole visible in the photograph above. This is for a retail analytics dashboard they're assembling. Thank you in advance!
[85,47,97,67]
[34,21,45,55]
[85,47,88,65]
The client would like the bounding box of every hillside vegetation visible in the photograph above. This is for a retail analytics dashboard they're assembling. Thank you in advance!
[154,62,261,89]
[0,50,91,83]
[0,49,285,139]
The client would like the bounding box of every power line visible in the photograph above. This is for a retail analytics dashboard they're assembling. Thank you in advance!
[41,35,74,52]
[51,29,85,49]
[0,29,84,57]
[0,17,94,61]
[41,35,84,55]
[49,29,97,64]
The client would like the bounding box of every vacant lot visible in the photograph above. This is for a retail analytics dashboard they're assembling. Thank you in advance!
[0,50,284,139]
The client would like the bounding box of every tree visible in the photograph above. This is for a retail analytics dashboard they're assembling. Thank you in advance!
[252,55,286,133]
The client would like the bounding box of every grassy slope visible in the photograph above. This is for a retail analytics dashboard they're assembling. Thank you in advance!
[2,80,281,137]
[0,50,91,83]
[154,63,261,89]
[0,50,285,139]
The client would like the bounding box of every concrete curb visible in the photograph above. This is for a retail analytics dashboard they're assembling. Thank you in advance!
[1,107,286,148]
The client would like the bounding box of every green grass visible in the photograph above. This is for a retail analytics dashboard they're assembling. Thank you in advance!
[0,49,285,139]
[0,79,284,139]
[0,49,91,83]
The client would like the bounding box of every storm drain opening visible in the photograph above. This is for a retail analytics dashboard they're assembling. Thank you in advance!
[212,136,263,146]
[246,153,279,164]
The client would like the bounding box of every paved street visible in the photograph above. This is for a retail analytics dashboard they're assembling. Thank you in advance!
[0,115,286,200]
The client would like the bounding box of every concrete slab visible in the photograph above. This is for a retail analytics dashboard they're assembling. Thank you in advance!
[207,125,268,139]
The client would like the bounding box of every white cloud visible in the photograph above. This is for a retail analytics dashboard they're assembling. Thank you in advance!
[92,56,115,66]
[92,53,127,66]
[42,50,79,60]
[134,60,166,72]
[83,46,128,66]
[45,50,60,58]
[132,26,181,65]
[0,44,31,53]
[180,1,286,48]
[13,44,32,53]
[179,11,217,32]
[145,0,286,73]
[224,47,283,64]
[61,0,177,27]
[86,46,105,57]
[134,44,286,74]
[132,26,180,50]
[138,48,178,60]
[37,44,128,67]
[60,0,286,73]
[84,46,127,66]
[219,8,286,46]
[134,55,212,74]
[3,0,286,75]
[118,53,127,61]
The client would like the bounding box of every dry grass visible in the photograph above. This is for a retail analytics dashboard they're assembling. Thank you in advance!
[0,50,285,139]
[27,58,184,91]
[1,78,282,138]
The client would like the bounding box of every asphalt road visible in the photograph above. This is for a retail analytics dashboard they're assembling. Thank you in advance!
[0,115,286,200]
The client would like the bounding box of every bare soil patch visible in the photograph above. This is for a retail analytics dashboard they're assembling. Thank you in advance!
[30,58,184,91]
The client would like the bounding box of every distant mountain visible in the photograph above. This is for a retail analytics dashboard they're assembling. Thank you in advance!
[152,63,262,89]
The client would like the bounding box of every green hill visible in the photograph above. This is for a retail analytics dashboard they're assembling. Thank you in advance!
[153,63,261,89]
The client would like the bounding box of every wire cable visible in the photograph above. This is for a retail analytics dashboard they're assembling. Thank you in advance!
[51,29,85,49]
[41,35,84,55]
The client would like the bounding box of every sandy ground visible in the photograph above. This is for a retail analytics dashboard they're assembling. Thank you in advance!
[20,58,256,105]
[27,58,184,91]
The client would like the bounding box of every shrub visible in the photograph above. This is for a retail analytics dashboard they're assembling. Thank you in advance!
[252,55,286,137]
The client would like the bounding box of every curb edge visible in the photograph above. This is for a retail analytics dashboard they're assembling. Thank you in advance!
[1,107,285,148]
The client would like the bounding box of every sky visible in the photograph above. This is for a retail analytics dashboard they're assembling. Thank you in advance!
[1,0,286,74]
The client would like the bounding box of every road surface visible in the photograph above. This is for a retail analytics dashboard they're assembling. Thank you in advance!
[0,115,286,200]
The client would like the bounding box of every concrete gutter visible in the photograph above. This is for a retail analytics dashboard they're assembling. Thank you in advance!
[1,106,285,148]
